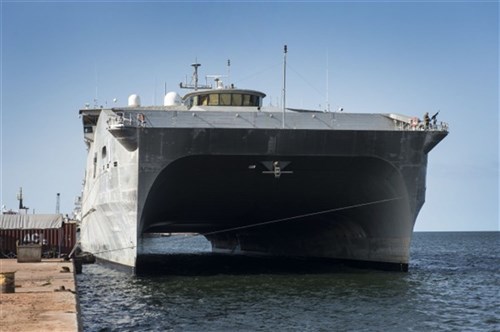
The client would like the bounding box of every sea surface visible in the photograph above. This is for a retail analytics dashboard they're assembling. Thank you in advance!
[77,232,499,332]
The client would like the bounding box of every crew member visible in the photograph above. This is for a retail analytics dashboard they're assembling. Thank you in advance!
[424,112,430,129]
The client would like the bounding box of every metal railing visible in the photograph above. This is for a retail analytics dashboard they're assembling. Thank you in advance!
[107,112,148,129]
[394,119,449,132]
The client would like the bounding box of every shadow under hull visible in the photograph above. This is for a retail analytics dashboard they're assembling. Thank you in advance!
[140,154,414,269]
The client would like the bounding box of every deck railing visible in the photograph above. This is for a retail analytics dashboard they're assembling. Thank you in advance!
[394,119,449,132]
[107,112,148,129]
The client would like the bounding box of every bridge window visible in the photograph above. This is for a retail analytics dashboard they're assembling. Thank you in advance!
[199,94,209,106]
[232,93,242,106]
[242,94,259,106]
[208,94,219,106]
[220,93,231,106]
[188,92,261,107]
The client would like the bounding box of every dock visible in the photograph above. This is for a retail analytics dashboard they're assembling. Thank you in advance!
[0,259,80,332]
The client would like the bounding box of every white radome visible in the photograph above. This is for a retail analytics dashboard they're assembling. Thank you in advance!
[128,94,141,107]
[164,92,182,106]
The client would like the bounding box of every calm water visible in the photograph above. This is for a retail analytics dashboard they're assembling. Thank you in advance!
[77,232,499,331]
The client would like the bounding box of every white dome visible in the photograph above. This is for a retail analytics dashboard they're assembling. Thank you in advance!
[128,94,141,107]
[163,92,182,106]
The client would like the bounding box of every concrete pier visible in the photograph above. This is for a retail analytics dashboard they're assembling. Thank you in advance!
[0,259,80,332]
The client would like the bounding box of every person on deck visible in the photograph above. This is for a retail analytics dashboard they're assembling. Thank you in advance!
[424,112,430,129]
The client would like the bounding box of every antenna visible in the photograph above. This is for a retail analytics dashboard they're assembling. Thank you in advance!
[206,75,227,89]
[56,193,60,214]
[227,59,231,86]
[193,63,200,90]
[326,51,330,112]
[17,187,28,211]
[282,45,288,128]
[154,77,157,105]
[180,61,211,90]
[94,63,99,108]
[17,187,23,210]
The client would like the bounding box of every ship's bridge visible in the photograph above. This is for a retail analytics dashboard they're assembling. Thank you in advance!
[183,89,266,110]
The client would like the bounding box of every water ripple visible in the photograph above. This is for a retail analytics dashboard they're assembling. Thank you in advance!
[78,232,500,332]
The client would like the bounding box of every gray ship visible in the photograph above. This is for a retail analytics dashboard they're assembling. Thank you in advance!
[79,62,448,272]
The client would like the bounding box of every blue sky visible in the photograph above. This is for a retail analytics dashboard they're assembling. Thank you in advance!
[1,1,498,231]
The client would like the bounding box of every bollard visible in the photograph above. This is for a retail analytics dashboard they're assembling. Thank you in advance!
[73,257,83,274]
[0,272,16,293]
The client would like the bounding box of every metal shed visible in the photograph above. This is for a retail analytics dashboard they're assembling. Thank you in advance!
[0,214,77,258]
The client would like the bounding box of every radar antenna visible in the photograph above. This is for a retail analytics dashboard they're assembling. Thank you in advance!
[206,75,228,89]
[179,62,211,91]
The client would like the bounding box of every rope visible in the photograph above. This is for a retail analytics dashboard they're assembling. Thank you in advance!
[154,196,402,244]
[200,196,401,237]
[82,197,401,254]
[87,245,136,256]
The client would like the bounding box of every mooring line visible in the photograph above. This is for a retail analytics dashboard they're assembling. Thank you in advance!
[155,196,402,243]
[200,196,402,237]
[78,244,137,256]
[82,197,402,255]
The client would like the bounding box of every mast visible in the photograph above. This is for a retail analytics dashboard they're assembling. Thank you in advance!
[326,51,330,112]
[192,63,200,90]
[17,187,23,210]
[180,62,211,91]
[282,45,287,128]
[56,193,60,214]
[17,187,28,211]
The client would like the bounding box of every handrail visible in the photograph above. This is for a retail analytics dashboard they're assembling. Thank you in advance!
[394,118,449,132]
[106,112,149,129]
[107,111,448,132]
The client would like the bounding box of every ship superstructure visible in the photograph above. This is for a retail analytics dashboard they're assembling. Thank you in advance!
[79,63,448,271]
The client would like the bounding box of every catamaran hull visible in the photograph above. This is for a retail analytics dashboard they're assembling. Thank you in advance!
[134,127,445,271]
[80,109,447,272]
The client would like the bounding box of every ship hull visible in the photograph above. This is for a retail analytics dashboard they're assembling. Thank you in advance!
[135,127,445,271]
[80,108,447,272]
